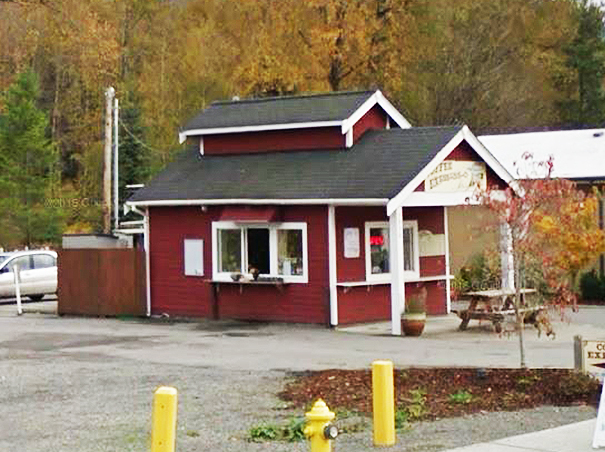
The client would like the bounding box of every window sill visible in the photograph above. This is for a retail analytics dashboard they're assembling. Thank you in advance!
[210,278,289,293]
[337,275,453,293]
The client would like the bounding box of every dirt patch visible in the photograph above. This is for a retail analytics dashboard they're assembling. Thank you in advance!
[279,368,601,421]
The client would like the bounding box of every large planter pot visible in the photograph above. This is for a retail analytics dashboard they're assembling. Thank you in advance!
[401,312,426,337]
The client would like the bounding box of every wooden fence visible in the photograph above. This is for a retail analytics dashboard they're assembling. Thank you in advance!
[58,248,146,317]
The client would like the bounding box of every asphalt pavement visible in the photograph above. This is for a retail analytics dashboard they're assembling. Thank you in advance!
[1,301,605,451]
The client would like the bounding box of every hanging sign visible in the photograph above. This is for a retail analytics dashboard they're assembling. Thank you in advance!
[343,228,360,258]
[425,161,487,192]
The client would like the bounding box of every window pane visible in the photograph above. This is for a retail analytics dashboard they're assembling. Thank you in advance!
[33,254,56,269]
[278,229,303,276]
[403,227,414,271]
[9,256,31,271]
[247,228,270,274]
[219,230,241,273]
[370,227,389,274]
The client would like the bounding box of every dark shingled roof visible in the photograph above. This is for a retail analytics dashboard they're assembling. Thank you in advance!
[130,126,462,203]
[181,90,376,131]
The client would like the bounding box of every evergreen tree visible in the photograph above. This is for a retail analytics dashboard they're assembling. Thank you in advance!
[0,70,63,248]
[560,0,605,127]
[118,99,149,220]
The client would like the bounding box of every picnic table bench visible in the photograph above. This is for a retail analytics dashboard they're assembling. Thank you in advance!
[453,288,544,333]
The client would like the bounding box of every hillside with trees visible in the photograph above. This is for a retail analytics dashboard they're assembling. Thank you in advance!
[0,0,604,247]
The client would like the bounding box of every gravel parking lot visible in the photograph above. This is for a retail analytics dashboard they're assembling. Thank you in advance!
[0,309,600,451]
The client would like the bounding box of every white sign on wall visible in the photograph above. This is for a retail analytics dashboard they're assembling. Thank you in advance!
[418,230,445,257]
[425,161,487,192]
[343,228,360,258]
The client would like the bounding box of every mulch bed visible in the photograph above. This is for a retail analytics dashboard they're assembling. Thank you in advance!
[279,368,602,421]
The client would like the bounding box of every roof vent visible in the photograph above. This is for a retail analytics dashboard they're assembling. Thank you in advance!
[594,132,603,137]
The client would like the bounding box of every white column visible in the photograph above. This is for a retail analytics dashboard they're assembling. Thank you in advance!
[144,207,151,317]
[500,222,515,291]
[444,206,451,313]
[389,206,405,335]
[328,205,338,326]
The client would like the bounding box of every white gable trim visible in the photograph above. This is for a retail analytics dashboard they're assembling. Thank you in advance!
[178,120,342,144]
[386,126,517,216]
[341,90,412,137]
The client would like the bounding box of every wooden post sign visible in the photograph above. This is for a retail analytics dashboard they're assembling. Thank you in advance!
[576,337,605,448]
[575,336,605,381]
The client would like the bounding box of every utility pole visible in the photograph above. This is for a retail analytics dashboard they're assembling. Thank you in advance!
[113,97,119,231]
[104,87,115,234]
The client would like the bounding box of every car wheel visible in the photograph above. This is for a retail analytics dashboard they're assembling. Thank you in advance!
[28,294,44,301]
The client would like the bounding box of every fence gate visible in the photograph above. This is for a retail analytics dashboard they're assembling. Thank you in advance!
[58,248,146,317]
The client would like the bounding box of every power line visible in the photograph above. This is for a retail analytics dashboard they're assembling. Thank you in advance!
[118,117,163,154]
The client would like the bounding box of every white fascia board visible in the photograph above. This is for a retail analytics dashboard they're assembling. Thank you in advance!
[375,90,412,129]
[401,191,481,207]
[178,120,342,143]
[387,129,465,216]
[341,91,381,133]
[126,198,389,208]
[340,90,412,137]
[461,126,518,193]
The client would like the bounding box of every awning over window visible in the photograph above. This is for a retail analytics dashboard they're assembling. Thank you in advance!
[218,206,282,223]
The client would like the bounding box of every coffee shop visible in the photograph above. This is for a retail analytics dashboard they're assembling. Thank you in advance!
[126,90,514,334]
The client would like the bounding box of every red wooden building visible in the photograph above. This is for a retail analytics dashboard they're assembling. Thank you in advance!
[127,90,514,334]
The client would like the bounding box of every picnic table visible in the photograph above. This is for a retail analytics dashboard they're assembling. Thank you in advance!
[454,288,543,333]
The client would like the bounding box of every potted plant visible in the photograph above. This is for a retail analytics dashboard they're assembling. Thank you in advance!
[401,288,427,336]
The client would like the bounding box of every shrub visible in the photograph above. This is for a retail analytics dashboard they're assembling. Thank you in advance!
[580,270,605,302]
[248,423,279,442]
[282,417,306,442]
[455,252,501,294]
[448,390,473,404]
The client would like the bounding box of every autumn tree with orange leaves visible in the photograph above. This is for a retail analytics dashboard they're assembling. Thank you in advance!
[480,153,605,367]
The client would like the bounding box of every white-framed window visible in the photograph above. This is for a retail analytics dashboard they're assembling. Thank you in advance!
[365,220,419,282]
[212,221,308,283]
[184,239,204,276]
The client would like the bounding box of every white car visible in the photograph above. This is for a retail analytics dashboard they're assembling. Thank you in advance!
[0,250,57,301]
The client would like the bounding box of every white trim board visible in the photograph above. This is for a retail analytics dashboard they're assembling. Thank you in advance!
[179,121,341,143]
[127,198,389,207]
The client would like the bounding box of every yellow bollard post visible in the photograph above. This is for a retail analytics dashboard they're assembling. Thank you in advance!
[151,386,178,452]
[372,360,395,446]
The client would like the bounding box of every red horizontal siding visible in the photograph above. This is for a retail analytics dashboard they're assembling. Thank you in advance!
[338,280,447,324]
[148,205,330,324]
[352,105,387,143]
[338,285,391,325]
[446,140,507,189]
[204,127,344,155]
[216,205,329,323]
[404,206,444,234]
[149,206,215,317]
[406,281,447,315]
[420,256,446,277]
[335,206,387,282]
